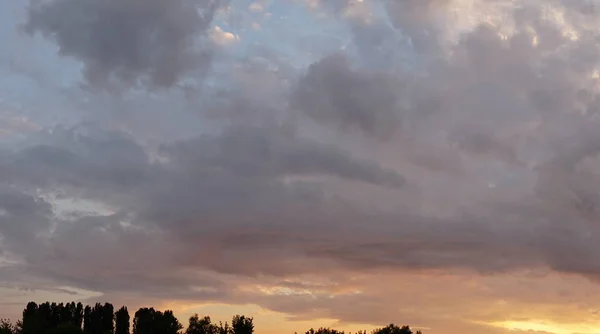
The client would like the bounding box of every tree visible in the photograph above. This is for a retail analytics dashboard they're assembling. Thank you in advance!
[19,302,86,334]
[83,303,115,334]
[158,311,182,334]
[47,323,82,334]
[100,304,114,334]
[90,304,102,334]
[59,303,73,326]
[132,308,153,334]
[133,308,181,334]
[115,307,129,334]
[305,328,345,334]
[73,304,84,330]
[83,306,92,334]
[37,303,51,332]
[371,324,412,334]
[21,302,39,334]
[186,315,217,334]
[231,316,253,334]
[0,319,17,334]
[14,321,23,334]
[14,301,423,334]
[216,322,229,334]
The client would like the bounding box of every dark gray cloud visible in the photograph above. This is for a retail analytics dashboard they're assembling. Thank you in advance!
[24,0,226,90]
[291,54,401,140]
[447,127,522,165]
[0,188,52,246]
[0,122,407,276]
[2,120,600,291]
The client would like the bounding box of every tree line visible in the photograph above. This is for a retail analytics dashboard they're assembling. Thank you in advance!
[0,302,421,334]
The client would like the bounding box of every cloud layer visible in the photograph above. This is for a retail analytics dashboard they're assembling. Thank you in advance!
[25,0,226,90]
[4,0,600,333]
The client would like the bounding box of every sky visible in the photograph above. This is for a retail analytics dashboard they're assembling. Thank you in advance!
[3,0,600,333]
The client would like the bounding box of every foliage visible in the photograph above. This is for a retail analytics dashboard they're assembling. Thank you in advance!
[114,307,129,334]
[217,322,230,334]
[305,328,345,334]
[4,301,423,334]
[231,315,253,334]
[83,303,114,334]
[371,324,415,334]
[0,319,18,334]
[21,302,85,334]
[47,323,83,334]
[133,307,182,334]
[186,315,218,334]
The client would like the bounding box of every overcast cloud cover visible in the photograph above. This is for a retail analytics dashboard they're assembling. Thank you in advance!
[3,0,600,333]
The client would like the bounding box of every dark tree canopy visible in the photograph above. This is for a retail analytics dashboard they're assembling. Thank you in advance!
[100,304,114,334]
[186,315,218,334]
[304,324,421,334]
[20,302,84,334]
[372,324,416,334]
[115,307,129,334]
[217,321,230,334]
[133,308,182,334]
[82,303,114,334]
[305,328,345,334]
[0,319,18,334]
[159,311,183,334]
[231,316,253,334]
[186,315,254,334]
[3,301,423,334]
[132,308,153,334]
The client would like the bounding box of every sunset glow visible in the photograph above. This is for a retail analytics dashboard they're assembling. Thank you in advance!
[490,320,600,334]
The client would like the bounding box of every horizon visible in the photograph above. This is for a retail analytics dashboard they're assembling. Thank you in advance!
[2,1,600,334]
[1,300,421,334]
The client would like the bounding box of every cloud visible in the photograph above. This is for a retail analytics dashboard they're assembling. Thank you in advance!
[383,0,450,52]
[0,187,52,248]
[24,0,227,90]
[0,122,407,281]
[211,26,239,45]
[0,102,41,139]
[291,53,401,140]
[5,0,600,332]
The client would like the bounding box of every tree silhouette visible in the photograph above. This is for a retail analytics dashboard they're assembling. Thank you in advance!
[48,323,83,334]
[186,315,218,334]
[19,302,84,334]
[100,304,114,334]
[73,303,84,330]
[115,307,129,334]
[231,315,253,334]
[81,303,114,334]
[10,301,423,334]
[132,308,154,334]
[38,303,52,332]
[21,302,39,334]
[304,324,423,334]
[372,324,413,334]
[305,328,345,334]
[158,311,182,334]
[0,319,17,334]
[83,306,92,334]
[133,308,182,334]
[217,322,230,334]
[90,304,102,334]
